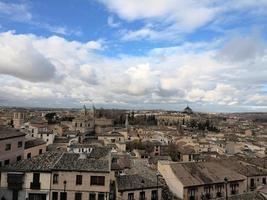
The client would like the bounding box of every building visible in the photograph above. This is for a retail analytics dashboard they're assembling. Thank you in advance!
[116,174,161,200]
[0,126,26,166]
[0,148,112,200]
[98,131,126,151]
[13,112,26,129]
[209,156,267,192]
[158,161,247,200]
[24,137,47,159]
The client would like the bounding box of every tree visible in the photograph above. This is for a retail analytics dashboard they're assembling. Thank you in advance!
[45,112,57,124]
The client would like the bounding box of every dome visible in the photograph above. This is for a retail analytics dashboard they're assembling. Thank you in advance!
[182,105,193,114]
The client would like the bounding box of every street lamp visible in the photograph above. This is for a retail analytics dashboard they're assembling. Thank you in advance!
[156,172,160,200]
[63,180,67,192]
[224,177,228,200]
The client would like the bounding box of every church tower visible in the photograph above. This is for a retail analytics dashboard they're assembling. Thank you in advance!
[13,112,26,129]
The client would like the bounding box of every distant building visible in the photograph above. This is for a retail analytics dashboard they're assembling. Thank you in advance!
[182,105,193,115]
[24,137,46,159]
[13,112,26,129]
[0,126,26,166]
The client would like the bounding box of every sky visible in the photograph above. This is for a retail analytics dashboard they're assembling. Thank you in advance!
[0,0,267,112]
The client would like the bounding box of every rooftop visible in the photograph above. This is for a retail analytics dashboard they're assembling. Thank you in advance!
[2,147,111,172]
[25,137,46,149]
[0,126,26,140]
[117,174,158,191]
[170,161,246,187]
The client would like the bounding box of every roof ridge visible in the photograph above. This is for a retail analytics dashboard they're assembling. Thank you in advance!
[52,152,65,169]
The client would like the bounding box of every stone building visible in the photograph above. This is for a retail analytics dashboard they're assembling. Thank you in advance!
[0,126,26,166]
[0,148,112,200]
[158,161,247,200]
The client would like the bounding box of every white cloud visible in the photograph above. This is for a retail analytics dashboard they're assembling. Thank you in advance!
[0,1,81,36]
[98,0,267,41]
[0,31,55,82]
[0,31,267,111]
[0,1,32,22]
[98,0,218,40]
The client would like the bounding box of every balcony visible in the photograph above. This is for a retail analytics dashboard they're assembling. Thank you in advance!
[7,173,24,190]
[30,182,41,189]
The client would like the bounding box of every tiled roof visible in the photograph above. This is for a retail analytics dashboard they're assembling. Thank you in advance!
[170,162,246,187]
[25,137,46,149]
[2,151,62,172]
[0,126,26,140]
[2,147,111,172]
[117,174,158,191]
[53,150,110,172]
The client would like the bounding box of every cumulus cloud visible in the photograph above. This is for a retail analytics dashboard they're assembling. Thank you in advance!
[0,31,55,82]
[0,31,267,111]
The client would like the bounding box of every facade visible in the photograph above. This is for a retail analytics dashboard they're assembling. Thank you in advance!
[98,132,126,151]
[0,127,26,166]
[28,123,55,145]
[158,161,247,200]
[116,174,162,200]
[24,137,46,159]
[0,148,111,200]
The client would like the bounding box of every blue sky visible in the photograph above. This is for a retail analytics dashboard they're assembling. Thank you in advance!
[0,0,267,112]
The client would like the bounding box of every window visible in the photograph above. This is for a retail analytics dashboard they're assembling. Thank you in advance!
[151,190,158,200]
[47,134,49,137]
[250,178,255,189]
[263,178,266,185]
[128,193,134,200]
[4,159,9,165]
[5,143,11,151]
[98,193,105,200]
[17,156,22,161]
[60,192,67,200]
[204,186,213,199]
[53,174,59,184]
[39,149,43,154]
[230,182,239,194]
[33,173,40,183]
[18,141,23,148]
[47,139,49,142]
[188,187,197,200]
[215,184,223,197]
[89,193,96,200]
[139,191,145,200]
[52,192,58,200]
[75,193,82,200]
[27,153,31,159]
[76,175,82,185]
[111,139,116,143]
[90,176,105,186]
